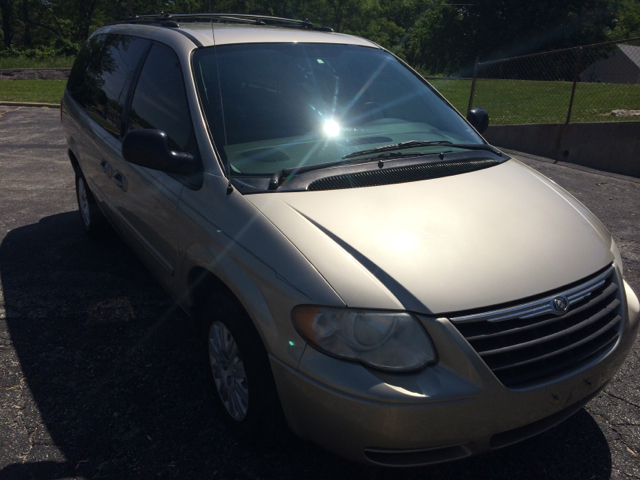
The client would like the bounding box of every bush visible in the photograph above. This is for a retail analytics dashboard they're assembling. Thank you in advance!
[0,47,22,58]
[53,38,81,56]
[0,40,80,59]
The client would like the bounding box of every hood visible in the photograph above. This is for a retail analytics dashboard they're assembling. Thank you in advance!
[246,159,613,314]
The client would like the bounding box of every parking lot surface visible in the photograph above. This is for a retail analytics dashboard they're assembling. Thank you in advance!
[0,105,639,479]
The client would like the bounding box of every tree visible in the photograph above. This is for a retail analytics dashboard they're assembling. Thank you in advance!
[0,0,633,75]
[608,0,640,39]
[0,0,14,48]
[405,0,623,75]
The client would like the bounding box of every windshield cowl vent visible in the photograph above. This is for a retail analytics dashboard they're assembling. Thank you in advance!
[307,158,500,191]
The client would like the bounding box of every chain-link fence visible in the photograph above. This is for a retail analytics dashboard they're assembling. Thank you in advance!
[467,37,640,125]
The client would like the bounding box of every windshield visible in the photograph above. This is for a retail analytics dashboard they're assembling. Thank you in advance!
[193,43,483,175]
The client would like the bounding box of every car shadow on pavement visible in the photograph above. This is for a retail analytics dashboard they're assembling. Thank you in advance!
[0,211,614,480]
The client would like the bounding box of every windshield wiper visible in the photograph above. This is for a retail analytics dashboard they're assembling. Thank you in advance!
[267,148,449,190]
[266,141,502,190]
[342,140,502,159]
[267,156,381,190]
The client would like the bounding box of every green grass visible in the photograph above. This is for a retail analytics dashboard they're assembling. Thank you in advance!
[429,78,640,124]
[429,79,473,114]
[571,81,640,123]
[0,80,66,104]
[0,56,75,69]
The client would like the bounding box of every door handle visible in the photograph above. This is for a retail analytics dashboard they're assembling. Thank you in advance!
[112,170,128,192]
[100,159,113,178]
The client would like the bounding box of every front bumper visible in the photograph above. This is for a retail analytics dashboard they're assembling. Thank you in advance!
[270,280,640,466]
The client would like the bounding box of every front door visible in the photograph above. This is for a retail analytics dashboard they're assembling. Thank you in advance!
[109,43,200,288]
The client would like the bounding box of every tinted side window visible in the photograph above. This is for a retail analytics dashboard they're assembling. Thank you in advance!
[67,35,105,109]
[96,35,150,137]
[127,45,194,153]
[68,34,150,138]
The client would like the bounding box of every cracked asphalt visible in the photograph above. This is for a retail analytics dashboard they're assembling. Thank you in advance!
[0,105,639,479]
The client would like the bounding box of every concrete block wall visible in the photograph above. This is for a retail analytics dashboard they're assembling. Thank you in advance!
[484,122,640,178]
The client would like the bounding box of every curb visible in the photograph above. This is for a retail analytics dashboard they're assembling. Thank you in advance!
[0,68,71,80]
[0,68,71,71]
[0,101,58,108]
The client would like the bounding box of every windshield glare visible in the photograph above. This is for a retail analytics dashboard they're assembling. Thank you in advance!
[193,43,483,175]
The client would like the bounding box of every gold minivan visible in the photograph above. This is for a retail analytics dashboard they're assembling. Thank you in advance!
[62,13,640,467]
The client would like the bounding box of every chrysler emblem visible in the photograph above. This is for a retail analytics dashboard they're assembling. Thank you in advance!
[551,296,569,313]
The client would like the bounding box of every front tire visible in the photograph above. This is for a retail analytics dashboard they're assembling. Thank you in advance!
[209,320,250,421]
[202,292,282,441]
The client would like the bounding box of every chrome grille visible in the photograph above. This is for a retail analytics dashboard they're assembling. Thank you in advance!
[450,265,623,389]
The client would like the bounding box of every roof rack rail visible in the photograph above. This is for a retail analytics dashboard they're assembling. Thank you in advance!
[108,13,333,32]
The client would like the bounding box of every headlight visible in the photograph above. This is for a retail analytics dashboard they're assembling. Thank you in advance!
[611,237,624,277]
[292,306,436,372]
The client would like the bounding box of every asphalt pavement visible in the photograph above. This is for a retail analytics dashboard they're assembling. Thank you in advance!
[0,105,639,480]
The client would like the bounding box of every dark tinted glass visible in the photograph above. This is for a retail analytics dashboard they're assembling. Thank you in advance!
[67,35,105,109]
[67,34,149,138]
[127,45,193,153]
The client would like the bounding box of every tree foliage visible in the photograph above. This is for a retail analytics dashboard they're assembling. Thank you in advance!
[0,0,637,74]
[608,0,640,39]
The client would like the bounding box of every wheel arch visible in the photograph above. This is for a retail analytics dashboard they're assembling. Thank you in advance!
[191,264,288,438]
[188,266,237,320]
[186,265,275,350]
[68,148,81,176]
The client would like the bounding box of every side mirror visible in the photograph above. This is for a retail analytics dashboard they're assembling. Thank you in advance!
[466,108,489,134]
[122,129,199,176]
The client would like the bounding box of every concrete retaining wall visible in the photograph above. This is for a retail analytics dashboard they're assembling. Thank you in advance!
[0,68,71,80]
[484,122,640,178]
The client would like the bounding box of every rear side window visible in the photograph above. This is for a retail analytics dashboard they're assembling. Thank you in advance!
[67,35,104,109]
[67,34,150,138]
[127,44,195,154]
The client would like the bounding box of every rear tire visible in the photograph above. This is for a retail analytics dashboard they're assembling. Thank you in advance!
[75,174,106,237]
[201,292,282,442]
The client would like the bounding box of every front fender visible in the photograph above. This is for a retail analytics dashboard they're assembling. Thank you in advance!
[176,173,344,369]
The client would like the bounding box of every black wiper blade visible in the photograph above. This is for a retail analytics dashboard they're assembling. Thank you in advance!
[342,140,451,159]
[355,150,433,160]
[342,140,502,159]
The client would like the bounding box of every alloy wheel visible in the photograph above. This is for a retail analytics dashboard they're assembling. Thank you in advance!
[77,177,91,228]
[208,321,249,421]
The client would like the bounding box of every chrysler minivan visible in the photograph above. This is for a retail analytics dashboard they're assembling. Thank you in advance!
[61,13,640,467]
